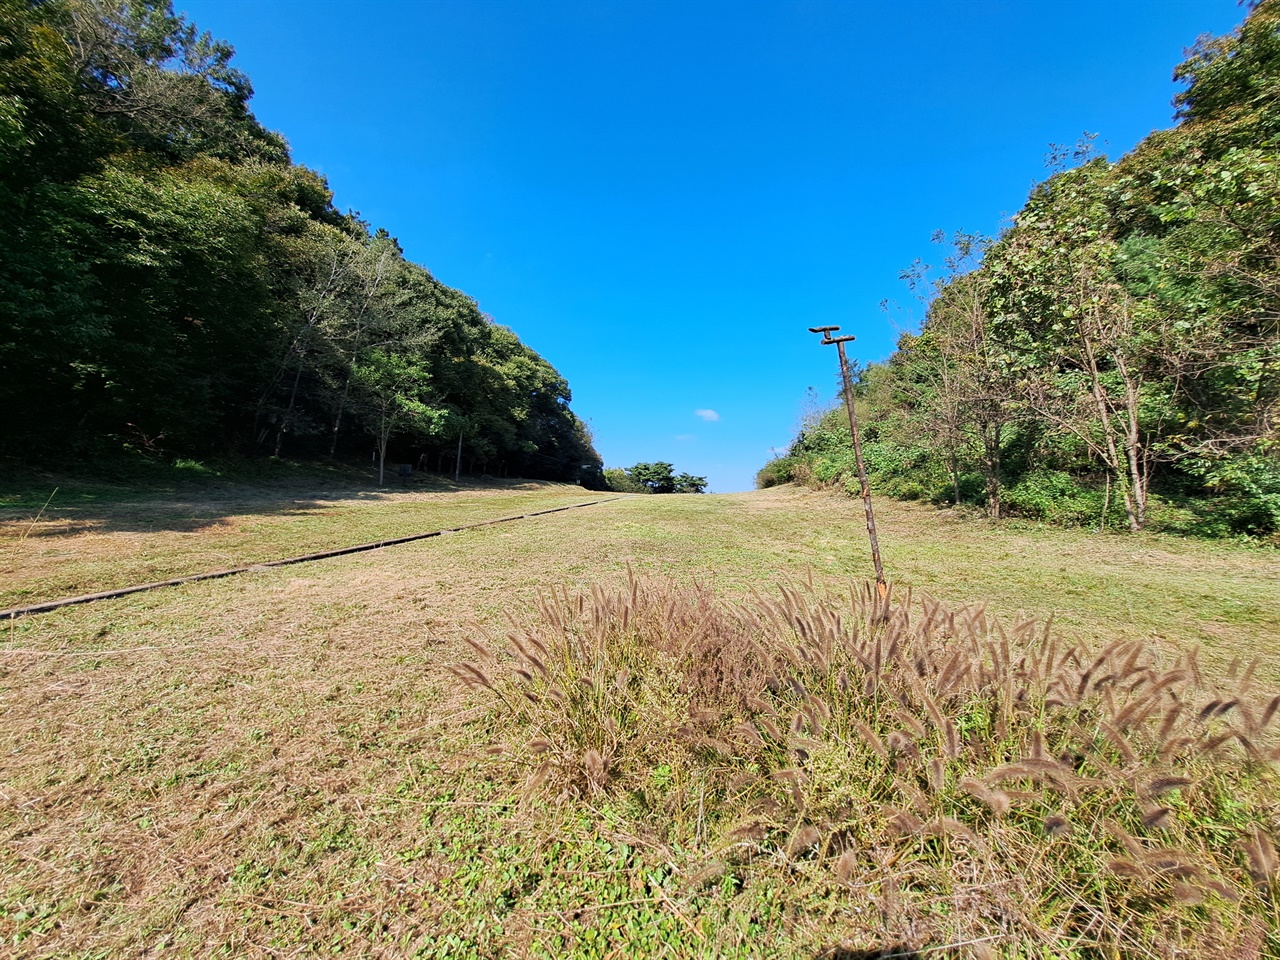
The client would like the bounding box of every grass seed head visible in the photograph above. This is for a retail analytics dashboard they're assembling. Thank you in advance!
[1107,857,1143,879]
[1173,881,1206,905]
[1257,694,1280,731]
[1143,775,1192,798]
[787,824,823,858]
[834,848,859,883]
[582,748,608,793]
[1242,825,1278,883]
[927,757,946,794]
[961,779,1011,817]
[451,573,1280,957]
[1043,814,1070,838]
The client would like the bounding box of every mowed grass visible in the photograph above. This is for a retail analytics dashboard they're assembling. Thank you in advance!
[0,468,612,609]
[1,480,1278,957]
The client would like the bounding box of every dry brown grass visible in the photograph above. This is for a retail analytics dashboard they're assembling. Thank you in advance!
[0,481,1277,957]
[0,478,600,608]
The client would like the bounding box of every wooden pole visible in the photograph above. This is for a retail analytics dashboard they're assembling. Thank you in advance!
[810,326,889,612]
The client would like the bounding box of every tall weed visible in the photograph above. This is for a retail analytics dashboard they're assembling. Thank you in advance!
[454,575,1280,956]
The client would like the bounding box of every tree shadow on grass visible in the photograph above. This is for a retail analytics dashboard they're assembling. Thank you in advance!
[0,468,558,536]
[817,948,925,960]
[0,468,590,610]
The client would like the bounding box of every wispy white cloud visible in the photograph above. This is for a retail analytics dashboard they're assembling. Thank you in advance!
[694,409,720,422]
[675,434,696,441]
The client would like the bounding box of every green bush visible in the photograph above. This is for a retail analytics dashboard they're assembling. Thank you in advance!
[861,439,929,480]
[952,470,987,506]
[1164,454,1280,538]
[810,449,856,485]
[1004,470,1127,527]
[1149,493,1280,541]
[754,457,794,488]
[876,477,929,501]
[602,467,648,494]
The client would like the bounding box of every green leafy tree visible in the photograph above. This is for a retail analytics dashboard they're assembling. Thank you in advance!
[1172,0,1280,149]
[617,462,707,494]
[627,462,677,494]
[63,0,287,163]
[673,472,709,493]
[603,467,646,493]
[350,348,447,485]
[0,0,603,484]
[768,1,1280,537]
[899,233,1015,517]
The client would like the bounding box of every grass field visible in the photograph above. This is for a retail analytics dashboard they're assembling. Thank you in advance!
[0,466,611,610]
[2,473,1278,957]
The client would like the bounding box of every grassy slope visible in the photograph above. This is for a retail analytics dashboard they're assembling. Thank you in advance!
[1,480,1277,957]
[0,471,607,609]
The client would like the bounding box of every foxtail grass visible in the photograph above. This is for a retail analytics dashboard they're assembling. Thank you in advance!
[453,573,1280,957]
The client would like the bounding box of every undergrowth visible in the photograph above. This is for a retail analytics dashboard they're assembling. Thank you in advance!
[454,574,1280,958]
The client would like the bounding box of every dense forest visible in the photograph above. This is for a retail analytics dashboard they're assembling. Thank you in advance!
[0,0,602,484]
[762,1,1280,539]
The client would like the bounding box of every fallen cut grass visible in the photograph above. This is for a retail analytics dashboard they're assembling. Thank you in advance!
[1,480,1277,956]
[452,574,1280,957]
[0,468,605,608]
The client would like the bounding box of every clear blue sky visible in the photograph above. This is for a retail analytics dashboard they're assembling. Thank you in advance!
[180,0,1243,493]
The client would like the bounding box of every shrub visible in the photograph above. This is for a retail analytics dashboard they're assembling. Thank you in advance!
[755,457,793,489]
[1003,469,1128,527]
[1150,455,1280,540]
[602,467,648,494]
[951,470,987,506]
[810,449,856,485]
[454,575,1280,956]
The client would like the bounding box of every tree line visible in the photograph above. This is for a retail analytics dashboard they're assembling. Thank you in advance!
[0,0,602,484]
[762,1,1280,539]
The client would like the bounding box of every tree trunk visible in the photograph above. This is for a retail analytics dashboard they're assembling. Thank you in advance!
[329,247,393,456]
[255,338,303,446]
[263,250,347,450]
[982,422,1002,519]
[274,361,304,458]
[1077,313,1141,532]
[1116,353,1148,528]
[327,350,360,458]
[328,359,358,457]
[328,383,349,457]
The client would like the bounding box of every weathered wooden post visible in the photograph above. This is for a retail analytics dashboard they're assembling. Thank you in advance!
[809,325,889,614]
